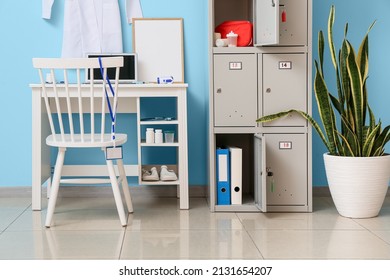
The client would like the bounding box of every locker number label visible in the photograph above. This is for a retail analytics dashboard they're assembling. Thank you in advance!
[279,141,292,150]
[279,61,292,70]
[229,62,242,70]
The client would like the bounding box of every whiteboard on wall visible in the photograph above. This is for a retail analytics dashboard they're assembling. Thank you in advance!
[133,18,184,83]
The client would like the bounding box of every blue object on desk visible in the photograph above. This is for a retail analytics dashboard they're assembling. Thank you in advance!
[157,76,174,84]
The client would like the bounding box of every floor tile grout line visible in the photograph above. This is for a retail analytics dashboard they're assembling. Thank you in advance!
[234,212,265,259]
[352,220,390,246]
[367,230,390,246]
[119,215,130,260]
[2,203,32,233]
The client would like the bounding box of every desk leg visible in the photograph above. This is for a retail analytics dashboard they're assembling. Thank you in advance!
[178,91,189,209]
[32,90,51,211]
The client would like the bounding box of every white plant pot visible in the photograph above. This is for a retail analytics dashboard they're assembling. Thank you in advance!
[323,153,390,218]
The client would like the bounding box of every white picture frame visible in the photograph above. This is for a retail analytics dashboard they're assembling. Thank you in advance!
[133,18,184,83]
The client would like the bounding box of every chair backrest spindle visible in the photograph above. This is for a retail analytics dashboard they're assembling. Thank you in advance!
[100,67,108,142]
[38,68,56,139]
[90,68,95,141]
[51,69,66,142]
[63,69,75,142]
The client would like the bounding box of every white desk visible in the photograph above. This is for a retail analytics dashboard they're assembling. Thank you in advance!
[30,83,189,211]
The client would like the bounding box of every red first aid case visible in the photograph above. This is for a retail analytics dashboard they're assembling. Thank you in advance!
[215,20,253,47]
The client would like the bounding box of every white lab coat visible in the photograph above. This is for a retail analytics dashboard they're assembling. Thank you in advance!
[42,0,143,58]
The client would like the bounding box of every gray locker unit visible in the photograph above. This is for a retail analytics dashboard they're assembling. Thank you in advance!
[208,0,312,213]
[214,54,257,127]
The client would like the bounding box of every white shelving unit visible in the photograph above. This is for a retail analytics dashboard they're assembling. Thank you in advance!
[136,85,189,209]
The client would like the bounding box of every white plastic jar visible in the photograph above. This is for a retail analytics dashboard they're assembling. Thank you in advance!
[146,128,154,143]
[155,129,163,144]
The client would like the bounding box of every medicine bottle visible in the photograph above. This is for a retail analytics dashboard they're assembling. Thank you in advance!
[155,129,163,144]
[146,128,154,143]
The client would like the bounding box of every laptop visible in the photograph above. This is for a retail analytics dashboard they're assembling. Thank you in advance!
[85,53,138,83]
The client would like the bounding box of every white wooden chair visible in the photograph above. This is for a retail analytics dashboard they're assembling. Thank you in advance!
[32,57,133,227]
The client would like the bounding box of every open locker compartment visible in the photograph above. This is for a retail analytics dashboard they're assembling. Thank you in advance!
[215,134,264,211]
[212,0,308,48]
[213,133,309,212]
[213,0,254,29]
[254,0,308,46]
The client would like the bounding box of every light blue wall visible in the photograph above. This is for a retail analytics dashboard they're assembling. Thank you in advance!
[0,1,388,187]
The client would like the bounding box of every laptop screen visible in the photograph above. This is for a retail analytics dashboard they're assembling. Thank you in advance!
[86,53,138,83]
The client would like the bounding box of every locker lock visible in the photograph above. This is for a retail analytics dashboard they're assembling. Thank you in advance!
[266,167,275,193]
[266,88,271,93]
[216,88,222,94]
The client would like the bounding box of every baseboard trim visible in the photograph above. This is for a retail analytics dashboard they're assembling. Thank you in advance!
[0,186,388,198]
[0,185,207,198]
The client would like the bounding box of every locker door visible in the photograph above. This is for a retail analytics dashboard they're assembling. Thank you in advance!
[254,134,267,212]
[213,54,257,127]
[265,134,307,206]
[254,0,280,46]
[262,53,307,127]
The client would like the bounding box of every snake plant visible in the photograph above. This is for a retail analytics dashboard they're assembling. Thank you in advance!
[257,5,390,157]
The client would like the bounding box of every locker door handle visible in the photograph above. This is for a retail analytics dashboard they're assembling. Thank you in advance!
[216,88,222,94]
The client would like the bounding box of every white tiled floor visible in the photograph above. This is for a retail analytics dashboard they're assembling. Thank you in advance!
[0,195,389,260]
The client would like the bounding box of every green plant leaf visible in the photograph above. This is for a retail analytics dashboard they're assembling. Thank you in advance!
[256,111,290,123]
[314,61,338,155]
[329,92,342,114]
[363,123,381,156]
[257,109,332,153]
[371,125,390,156]
[346,40,364,155]
[368,104,376,131]
[328,5,338,70]
[340,115,359,156]
[336,130,354,156]
[318,30,325,75]
[340,39,350,111]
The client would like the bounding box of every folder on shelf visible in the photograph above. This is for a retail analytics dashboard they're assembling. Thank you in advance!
[216,148,231,205]
[229,146,242,205]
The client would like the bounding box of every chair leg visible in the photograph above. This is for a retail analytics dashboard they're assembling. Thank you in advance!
[45,147,66,228]
[117,159,133,213]
[47,177,51,199]
[106,159,127,227]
